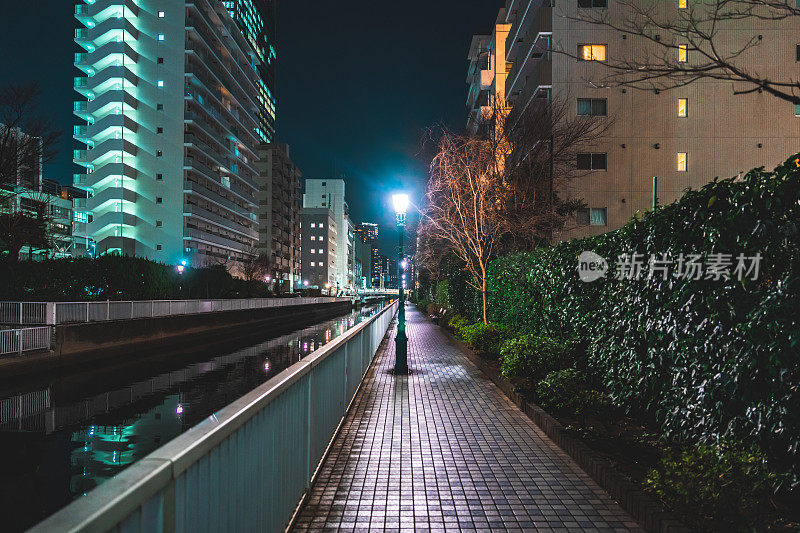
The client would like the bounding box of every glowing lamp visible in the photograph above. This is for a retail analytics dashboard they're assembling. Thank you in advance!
[392,193,410,215]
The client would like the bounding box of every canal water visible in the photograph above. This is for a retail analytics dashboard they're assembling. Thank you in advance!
[0,303,387,532]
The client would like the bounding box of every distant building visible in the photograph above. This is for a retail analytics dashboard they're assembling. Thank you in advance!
[73,0,262,268]
[387,258,398,290]
[0,183,75,260]
[300,207,337,290]
[355,222,379,287]
[303,179,352,289]
[353,232,372,290]
[256,143,302,292]
[0,124,43,191]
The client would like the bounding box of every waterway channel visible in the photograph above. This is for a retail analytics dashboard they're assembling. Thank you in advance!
[0,302,388,532]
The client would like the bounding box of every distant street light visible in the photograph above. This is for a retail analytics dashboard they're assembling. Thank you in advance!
[392,193,409,374]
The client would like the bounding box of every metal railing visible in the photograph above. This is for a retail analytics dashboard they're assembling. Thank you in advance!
[0,327,51,356]
[0,297,349,326]
[30,300,398,533]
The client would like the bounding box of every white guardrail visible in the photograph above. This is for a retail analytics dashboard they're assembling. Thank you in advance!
[0,327,51,356]
[0,297,351,326]
[30,300,399,533]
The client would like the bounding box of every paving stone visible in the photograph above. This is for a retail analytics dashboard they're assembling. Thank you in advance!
[293,307,641,532]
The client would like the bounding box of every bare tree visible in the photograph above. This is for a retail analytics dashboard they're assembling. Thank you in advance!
[0,83,60,187]
[501,93,612,248]
[419,131,507,323]
[564,1,800,104]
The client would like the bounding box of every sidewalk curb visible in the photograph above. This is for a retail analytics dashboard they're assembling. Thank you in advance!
[433,318,690,533]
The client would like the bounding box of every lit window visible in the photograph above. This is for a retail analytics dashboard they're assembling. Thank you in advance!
[319,249,323,254]
[678,44,688,62]
[577,208,607,226]
[158,11,165,17]
[319,223,324,228]
[311,236,316,241]
[678,0,687,7]
[157,80,164,87]
[677,152,687,171]
[158,33,165,41]
[795,104,800,116]
[221,176,231,188]
[678,98,688,117]
[310,223,316,228]
[319,235,324,241]
[579,44,606,61]
[310,262,315,267]
[311,249,316,254]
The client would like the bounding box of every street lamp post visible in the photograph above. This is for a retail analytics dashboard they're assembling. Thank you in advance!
[392,193,409,374]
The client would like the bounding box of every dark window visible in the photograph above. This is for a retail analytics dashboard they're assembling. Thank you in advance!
[796,44,800,61]
[577,98,607,116]
[156,173,163,180]
[157,127,163,134]
[578,0,607,6]
[321,181,326,186]
[157,57,164,64]
[577,208,590,226]
[577,153,607,170]
[156,150,162,157]
[156,245,162,250]
[156,220,162,227]
[157,103,163,111]
[156,197,163,204]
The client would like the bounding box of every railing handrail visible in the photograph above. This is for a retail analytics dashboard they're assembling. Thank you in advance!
[30,300,398,532]
[0,297,354,326]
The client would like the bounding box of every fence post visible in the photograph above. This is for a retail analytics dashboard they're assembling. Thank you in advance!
[106,301,110,321]
[46,303,56,325]
[19,302,23,325]
[17,329,22,356]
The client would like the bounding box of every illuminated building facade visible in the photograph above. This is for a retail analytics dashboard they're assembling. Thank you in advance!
[473,1,800,239]
[466,11,511,136]
[300,207,337,290]
[222,0,277,143]
[73,0,262,267]
[303,179,352,289]
[354,222,378,288]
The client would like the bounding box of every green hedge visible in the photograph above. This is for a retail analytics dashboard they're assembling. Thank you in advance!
[0,255,272,301]
[487,154,800,486]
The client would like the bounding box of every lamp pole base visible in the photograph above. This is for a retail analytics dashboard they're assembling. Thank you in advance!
[394,331,408,375]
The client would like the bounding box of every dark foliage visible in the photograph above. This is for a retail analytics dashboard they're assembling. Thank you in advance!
[0,255,275,301]
[487,154,800,488]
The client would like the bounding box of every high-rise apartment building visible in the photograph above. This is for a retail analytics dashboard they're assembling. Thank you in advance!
[256,143,301,291]
[73,0,262,267]
[222,0,277,143]
[302,179,352,289]
[466,11,511,136]
[474,1,800,239]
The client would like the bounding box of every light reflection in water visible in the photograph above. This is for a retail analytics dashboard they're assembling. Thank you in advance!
[0,303,387,533]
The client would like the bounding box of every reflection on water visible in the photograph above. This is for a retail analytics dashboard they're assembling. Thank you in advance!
[0,303,385,532]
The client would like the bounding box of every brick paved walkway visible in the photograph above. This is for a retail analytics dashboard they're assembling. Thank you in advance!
[293,306,641,532]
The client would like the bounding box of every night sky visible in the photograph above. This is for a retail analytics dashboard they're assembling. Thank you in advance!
[0,0,505,255]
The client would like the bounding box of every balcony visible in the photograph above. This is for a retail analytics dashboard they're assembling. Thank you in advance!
[506,2,552,63]
[184,227,255,253]
[75,162,138,187]
[87,211,138,234]
[506,37,551,98]
[183,204,258,240]
[75,0,140,27]
[87,186,137,211]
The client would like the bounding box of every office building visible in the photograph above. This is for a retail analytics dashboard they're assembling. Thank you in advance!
[256,143,301,291]
[355,222,380,287]
[73,0,262,268]
[353,231,372,290]
[302,179,352,289]
[474,1,800,239]
[300,207,337,290]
